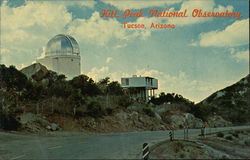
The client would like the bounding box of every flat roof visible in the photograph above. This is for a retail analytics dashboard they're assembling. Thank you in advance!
[121,76,157,79]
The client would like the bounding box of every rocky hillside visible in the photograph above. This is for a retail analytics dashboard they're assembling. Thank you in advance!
[0,63,208,133]
[197,74,250,124]
[2,63,242,133]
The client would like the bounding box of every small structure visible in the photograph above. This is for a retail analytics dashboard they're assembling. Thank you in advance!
[121,75,158,101]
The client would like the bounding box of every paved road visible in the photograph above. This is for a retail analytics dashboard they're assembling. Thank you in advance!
[0,126,250,159]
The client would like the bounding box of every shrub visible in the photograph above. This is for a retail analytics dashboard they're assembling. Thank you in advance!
[231,132,239,138]
[244,140,250,146]
[150,92,194,106]
[0,111,21,130]
[48,82,73,97]
[105,108,113,115]
[172,141,184,152]
[118,95,132,108]
[0,65,28,90]
[75,105,87,117]
[216,132,224,137]
[70,75,101,96]
[225,135,233,141]
[180,153,185,158]
[87,100,104,118]
[143,107,155,117]
[106,81,124,95]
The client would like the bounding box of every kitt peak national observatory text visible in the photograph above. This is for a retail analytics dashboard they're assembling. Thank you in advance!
[100,9,242,30]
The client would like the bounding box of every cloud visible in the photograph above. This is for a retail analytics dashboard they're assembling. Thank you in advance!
[86,66,110,81]
[67,11,153,46]
[2,2,71,32]
[189,41,198,47]
[86,66,129,82]
[231,49,249,62]
[196,18,249,47]
[113,44,127,49]
[1,1,72,66]
[120,1,234,29]
[168,1,234,26]
[106,57,113,63]
[1,1,149,67]
[38,47,46,59]
[64,1,96,8]
[102,0,182,10]
[67,12,129,46]
[134,68,235,102]
[84,66,238,102]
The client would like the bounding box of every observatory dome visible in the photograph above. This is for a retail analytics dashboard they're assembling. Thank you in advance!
[45,34,80,56]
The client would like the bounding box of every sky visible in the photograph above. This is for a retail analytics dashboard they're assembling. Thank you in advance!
[0,0,249,102]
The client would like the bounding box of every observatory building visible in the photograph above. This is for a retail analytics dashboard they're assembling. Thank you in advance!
[121,75,158,101]
[37,34,81,79]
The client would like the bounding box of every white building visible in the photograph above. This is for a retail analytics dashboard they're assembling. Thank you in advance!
[121,75,158,101]
[37,34,81,79]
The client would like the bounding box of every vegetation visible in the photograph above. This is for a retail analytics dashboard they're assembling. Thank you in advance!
[225,135,233,141]
[231,132,239,138]
[0,65,131,130]
[0,65,28,90]
[196,74,250,124]
[150,92,194,106]
[0,64,249,130]
[143,106,155,117]
[216,132,224,138]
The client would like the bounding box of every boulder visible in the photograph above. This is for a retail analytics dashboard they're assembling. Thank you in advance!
[153,104,174,114]
[130,111,139,120]
[168,113,204,129]
[207,115,232,127]
[21,63,48,81]
[17,113,50,132]
[184,113,203,128]
[50,123,60,131]
[18,113,50,127]
[127,103,145,111]
[154,112,162,120]
[115,111,128,121]
[17,113,60,132]
[170,115,185,128]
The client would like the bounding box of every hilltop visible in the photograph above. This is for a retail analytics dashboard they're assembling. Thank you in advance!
[191,74,250,125]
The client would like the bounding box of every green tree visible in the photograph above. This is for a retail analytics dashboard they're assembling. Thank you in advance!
[70,75,101,96]
[106,81,124,95]
[0,65,28,90]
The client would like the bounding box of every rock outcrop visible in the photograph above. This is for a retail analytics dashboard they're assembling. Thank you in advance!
[207,115,232,127]
[21,63,48,81]
[17,113,60,132]
[198,74,250,124]
[166,113,203,129]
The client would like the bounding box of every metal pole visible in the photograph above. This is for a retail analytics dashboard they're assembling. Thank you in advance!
[142,143,149,160]
[169,130,174,141]
[184,128,186,140]
[201,127,205,138]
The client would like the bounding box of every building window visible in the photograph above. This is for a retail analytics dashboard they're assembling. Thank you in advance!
[125,78,129,85]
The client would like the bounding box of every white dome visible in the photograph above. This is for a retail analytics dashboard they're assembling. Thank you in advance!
[45,34,80,56]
